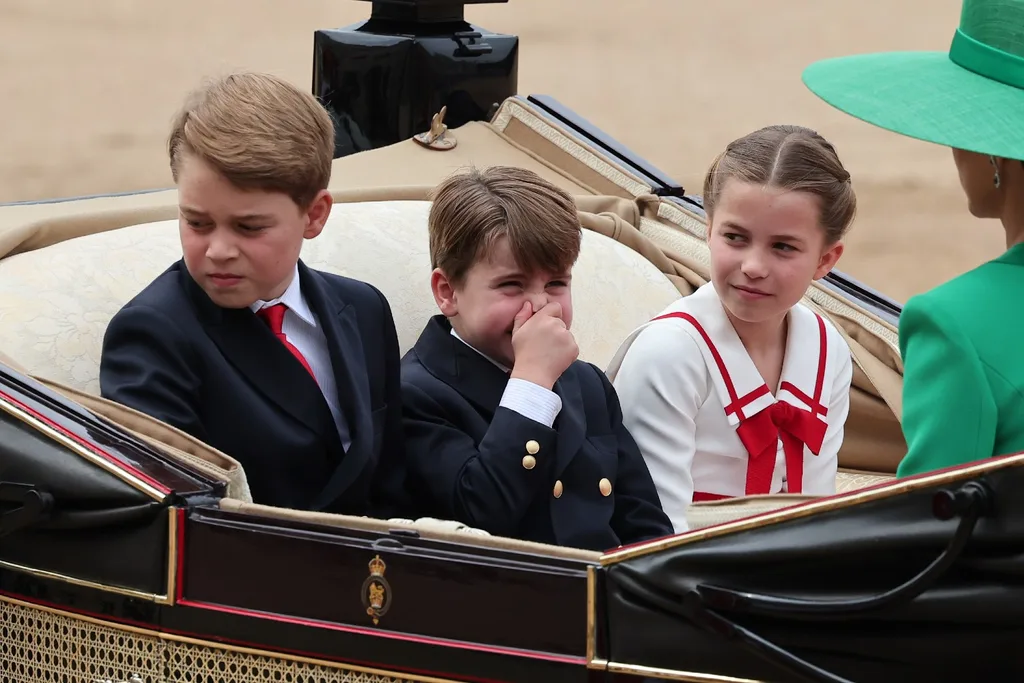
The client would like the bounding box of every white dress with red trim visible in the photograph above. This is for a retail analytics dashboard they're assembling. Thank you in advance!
[606,282,853,533]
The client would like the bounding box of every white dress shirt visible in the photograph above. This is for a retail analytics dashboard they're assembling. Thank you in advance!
[450,328,563,428]
[250,266,351,450]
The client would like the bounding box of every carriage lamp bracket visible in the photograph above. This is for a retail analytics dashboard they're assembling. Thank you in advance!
[932,480,994,520]
[0,482,54,539]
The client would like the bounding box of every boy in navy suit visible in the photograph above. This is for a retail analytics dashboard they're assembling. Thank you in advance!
[100,73,409,517]
[401,166,672,550]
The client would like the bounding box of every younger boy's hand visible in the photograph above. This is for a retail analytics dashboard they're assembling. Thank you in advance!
[510,301,578,390]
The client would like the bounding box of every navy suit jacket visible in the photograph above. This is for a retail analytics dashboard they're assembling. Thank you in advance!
[400,315,672,551]
[100,259,410,517]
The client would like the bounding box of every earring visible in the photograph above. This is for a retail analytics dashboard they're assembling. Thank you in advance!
[990,155,1002,189]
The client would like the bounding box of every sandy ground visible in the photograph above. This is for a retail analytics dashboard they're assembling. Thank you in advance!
[0,0,1007,302]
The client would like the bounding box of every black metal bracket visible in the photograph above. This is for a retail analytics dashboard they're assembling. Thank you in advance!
[682,592,856,683]
[0,482,54,539]
[680,480,995,683]
[651,186,689,198]
[613,479,996,683]
[453,31,493,57]
[695,480,994,620]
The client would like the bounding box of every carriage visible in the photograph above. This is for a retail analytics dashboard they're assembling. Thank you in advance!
[2,2,1023,681]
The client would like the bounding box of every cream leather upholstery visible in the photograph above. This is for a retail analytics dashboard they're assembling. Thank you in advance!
[0,200,682,396]
[0,197,892,532]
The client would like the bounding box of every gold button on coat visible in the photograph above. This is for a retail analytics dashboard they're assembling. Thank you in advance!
[599,478,612,496]
[553,480,563,498]
[522,455,537,470]
[526,440,540,455]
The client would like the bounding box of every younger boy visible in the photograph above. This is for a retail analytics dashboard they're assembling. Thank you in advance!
[100,72,409,517]
[401,166,672,550]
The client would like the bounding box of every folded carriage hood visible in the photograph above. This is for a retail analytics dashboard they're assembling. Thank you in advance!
[595,456,1024,683]
[0,362,218,505]
[1,393,155,507]
[0,362,215,599]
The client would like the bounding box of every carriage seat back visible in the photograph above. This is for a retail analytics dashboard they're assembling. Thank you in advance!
[0,199,682,396]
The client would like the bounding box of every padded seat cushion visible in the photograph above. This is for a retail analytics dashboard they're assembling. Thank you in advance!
[0,200,682,395]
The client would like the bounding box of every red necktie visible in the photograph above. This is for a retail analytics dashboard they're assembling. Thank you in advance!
[735,401,827,495]
[256,303,315,379]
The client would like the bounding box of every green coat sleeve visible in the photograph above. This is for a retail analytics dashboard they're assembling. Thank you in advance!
[896,294,997,477]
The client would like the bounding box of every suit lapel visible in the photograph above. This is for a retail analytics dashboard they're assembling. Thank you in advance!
[414,316,508,415]
[552,369,587,479]
[180,263,338,441]
[299,265,376,508]
[414,315,587,478]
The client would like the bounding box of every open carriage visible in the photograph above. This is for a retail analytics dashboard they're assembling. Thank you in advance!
[2,2,1023,681]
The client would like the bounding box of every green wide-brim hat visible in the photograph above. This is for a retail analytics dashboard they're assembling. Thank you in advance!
[803,0,1024,160]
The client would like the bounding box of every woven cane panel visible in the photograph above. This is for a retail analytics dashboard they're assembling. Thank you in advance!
[0,598,162,682]
[166,639,422,683]
[1,599,439,683]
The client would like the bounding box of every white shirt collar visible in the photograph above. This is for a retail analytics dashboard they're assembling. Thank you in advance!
[250,265,316,327]
[450,327,510,374]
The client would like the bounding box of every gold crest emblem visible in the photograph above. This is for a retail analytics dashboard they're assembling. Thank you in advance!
[361,554,391,625]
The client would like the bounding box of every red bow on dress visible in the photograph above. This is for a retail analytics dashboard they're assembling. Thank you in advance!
[735,401,826,495]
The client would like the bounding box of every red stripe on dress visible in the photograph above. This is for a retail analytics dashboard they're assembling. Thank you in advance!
[778,314,830,416]
[813,314,828,404]
[779,382,828,416]
[651,312,769,421]
[692,491,732,502]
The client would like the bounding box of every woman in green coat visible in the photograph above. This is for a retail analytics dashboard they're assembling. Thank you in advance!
[802,0,1024,477]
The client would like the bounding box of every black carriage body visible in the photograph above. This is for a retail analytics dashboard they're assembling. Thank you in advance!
[313,0,519,158]
[0,10,999,672]
[7,348,1024,683]
[0,365,598,683]
[594,464,1024,683]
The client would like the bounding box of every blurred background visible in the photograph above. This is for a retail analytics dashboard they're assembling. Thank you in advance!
[0,0,1001,302]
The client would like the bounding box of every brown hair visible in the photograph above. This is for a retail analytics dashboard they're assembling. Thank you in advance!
[702,125,856,243]
[168,72,335,208]
[428,166,582,286]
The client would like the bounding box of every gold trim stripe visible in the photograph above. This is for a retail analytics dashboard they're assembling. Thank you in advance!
[0,558,170,603]
[0,391,167,501]
[601,452,1024,565]
[0,506,177,605]
[165,506,179,605]
[586,565,596,663]
[604,661,764,683]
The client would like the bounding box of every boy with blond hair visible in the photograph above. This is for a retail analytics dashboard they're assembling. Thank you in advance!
[100,72,410,517]
[401,166,671,550]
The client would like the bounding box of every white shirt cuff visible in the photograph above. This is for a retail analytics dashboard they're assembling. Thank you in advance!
[499,378,562,427]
